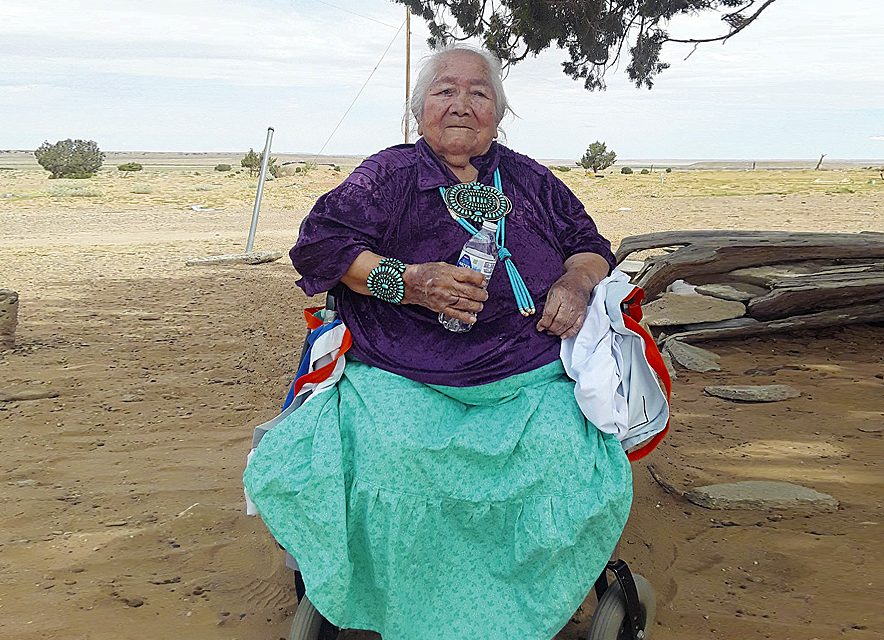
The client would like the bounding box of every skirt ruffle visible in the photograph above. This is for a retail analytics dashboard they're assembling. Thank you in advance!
[244,360,632,640]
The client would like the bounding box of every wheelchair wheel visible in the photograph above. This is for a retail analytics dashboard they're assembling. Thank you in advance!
[288,595,340,640]
[587,573,656,640]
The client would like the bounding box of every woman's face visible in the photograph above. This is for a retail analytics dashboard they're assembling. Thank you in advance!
[420,52,499,161]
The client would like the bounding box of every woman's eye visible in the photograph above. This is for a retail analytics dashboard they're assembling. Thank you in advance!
[472,91,489,98]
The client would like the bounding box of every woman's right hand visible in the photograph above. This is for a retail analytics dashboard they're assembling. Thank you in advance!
[402,262,488,324]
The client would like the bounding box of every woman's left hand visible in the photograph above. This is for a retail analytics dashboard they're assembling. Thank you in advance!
[535,272,592,339]
[535,252,610,339]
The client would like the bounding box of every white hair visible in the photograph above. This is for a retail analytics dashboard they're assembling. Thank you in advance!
[409,44,512,132]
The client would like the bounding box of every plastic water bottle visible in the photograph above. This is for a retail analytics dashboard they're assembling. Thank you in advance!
[439,222,498,333]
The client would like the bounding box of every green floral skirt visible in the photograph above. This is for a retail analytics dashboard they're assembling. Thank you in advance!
[243,359,632,639]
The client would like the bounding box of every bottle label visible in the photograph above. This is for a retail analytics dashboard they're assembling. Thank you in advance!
[460,248,496,282]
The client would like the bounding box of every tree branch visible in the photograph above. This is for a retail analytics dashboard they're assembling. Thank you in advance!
[664,0,778,45]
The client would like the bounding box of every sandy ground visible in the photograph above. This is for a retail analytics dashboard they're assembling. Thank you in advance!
[1,160,883,640]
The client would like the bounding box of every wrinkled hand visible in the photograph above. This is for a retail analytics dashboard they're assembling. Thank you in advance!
[536,272,595,339]
[402,262,488,324]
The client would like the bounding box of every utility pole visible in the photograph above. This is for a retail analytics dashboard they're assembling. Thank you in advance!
[404,7,411,143]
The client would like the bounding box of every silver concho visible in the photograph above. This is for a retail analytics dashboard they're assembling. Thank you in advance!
[443,182,512,223]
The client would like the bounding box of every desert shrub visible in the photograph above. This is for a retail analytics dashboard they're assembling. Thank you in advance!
[214,164,232,172]
[294,167,302,173]
[130,186,153,194]
[554,165,571,172]
[35,139,104,179]
[117,162,143,174]
[640,168,650,174]
[665,167,672,173]
[333,165,341,172]
[579,141,616,172]
[241,149,260,176]
[241,149,279,177]
[620,167,633,174]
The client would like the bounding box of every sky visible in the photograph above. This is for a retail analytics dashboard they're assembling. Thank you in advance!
[1,0,882,160]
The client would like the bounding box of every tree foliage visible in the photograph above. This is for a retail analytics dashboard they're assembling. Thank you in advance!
[259,152,280,178]
[579,141,617,173]
[34,139,105,179]
[395,0,778,90]
[240,149,279,178]
[241,148,261,176]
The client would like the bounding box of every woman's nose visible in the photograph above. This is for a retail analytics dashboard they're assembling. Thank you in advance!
[450,92,471,115]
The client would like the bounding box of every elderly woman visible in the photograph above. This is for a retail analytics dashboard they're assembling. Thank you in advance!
[244,45,632,639]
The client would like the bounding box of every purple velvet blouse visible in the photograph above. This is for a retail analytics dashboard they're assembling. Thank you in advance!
[290,138,615,387]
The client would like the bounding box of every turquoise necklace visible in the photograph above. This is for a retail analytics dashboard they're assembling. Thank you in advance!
[439,168,535,316]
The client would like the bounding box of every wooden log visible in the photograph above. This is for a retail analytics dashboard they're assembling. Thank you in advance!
[728,261,883,287]
[747,272,884,320]
[614,230,884,264]
[615,230,798,263]
[633,235,884,299]
[664,302,884,344]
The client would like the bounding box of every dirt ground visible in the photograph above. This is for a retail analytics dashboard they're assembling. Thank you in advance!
[1,159,882,639]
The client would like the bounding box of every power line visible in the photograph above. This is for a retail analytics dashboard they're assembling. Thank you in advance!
[313,19,406,161]
[311,0,399,29]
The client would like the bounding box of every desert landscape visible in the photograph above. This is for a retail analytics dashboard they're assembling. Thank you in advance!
[1,152,882,640]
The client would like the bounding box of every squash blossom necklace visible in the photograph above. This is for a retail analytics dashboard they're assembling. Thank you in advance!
[439,168,535,316]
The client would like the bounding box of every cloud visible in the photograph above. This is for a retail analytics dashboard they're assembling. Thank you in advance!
[871,136,884,141]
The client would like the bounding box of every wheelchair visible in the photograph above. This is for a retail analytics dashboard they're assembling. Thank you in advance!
[252,293,657,640]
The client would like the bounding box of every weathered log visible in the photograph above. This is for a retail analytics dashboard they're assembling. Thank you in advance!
[664,302,884,344]
[747,272,884,320]
[615,230,800,263]
[632,235,884,299]
[728,261,883,288]
[615,230,884,264]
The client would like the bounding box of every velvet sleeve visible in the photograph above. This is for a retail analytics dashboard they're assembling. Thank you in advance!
[290,181,391,296]
[546,173,616,273]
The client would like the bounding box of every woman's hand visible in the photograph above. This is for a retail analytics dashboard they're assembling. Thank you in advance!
[536,252,610,339]
[403,262,488,324]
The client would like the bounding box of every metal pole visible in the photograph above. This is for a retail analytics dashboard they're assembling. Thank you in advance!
[404,8,411,144]
[246,126,274,254]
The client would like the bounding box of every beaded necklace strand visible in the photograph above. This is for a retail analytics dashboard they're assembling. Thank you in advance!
[439,169,535,316]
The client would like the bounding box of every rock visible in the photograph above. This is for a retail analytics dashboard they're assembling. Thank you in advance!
[695,282,766,302]
[677,317,760,332]
[667,279,699,295]
[120,394,142,403]
[857,426,883,433]
[685,481,838,512]
[643,292,746,326]
[666,340,721,372]
[704,384,801,402]
[0,288,19,349]
[661,349,677,381]
[186,251,284,267]
[103,520,128,527]
[618,259,644,275]
[0,388,60,402]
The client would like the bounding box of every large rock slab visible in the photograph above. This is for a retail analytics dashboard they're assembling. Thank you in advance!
[695,282,766,302]
[0,387,59,402]
[704,384,801,402]
[685,481,838,512]
[642,292,746,326]
[0,289,18,349]
[665,340,721,372]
